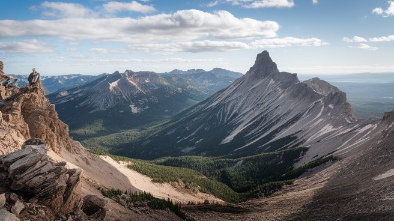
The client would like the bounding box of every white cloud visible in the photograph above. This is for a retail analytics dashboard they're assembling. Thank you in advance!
[103,1,156,14]
[372,1,394,17]
[0,10,279,43]
[0,40,54,54]
[356,43,378,50]
[372,8,384,15]
[369,35,394,42]
[90,48,108,53]
[342,36,367,43]
[35,1,94,18]
[312,0,318,4]
[131,40,250,53]
[244,0,295,8]
[251,37,326,48]
[207,1,220,7]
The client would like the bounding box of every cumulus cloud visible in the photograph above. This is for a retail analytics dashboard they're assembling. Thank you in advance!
[342,36,367,43]
[355,44,378,50]
[103,1,156,14]
[0,10,279,42]
[218,0,295,8]
[369,35,394,42]
[343,36,378,50]
[244,0,295,8]
[372,1,394,17]
[251,37,326,48]
[0,40,54,54]
[312,0,318,4]
[34,1,95,18]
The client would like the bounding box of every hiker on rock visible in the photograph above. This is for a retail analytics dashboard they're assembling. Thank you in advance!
[28,68,40,86]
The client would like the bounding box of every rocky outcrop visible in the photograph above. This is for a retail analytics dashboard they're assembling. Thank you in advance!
[81,195,107,220]
[0,60,74,155]
[0,139,82,216]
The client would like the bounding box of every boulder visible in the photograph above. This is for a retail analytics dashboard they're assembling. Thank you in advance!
[0,208,20,221]
[0,140,82,215]
[81,195,107,220]
[0,193,5,208]
[11,200,24,216]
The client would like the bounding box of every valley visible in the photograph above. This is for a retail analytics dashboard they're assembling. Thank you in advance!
[1,50,394,220]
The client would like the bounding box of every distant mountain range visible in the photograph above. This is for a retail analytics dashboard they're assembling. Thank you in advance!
[9,74,102,94]
[299,73,394,118]
[47,68,242,139]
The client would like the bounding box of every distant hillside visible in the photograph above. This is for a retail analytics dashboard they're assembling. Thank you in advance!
[161,68,243,100]
[47,68,241,142]
[299,73,394,118]
[9,74,101,94]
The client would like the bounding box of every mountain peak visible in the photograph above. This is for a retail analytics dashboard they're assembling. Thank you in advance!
[253,51,279,75]
[247,50,279,77]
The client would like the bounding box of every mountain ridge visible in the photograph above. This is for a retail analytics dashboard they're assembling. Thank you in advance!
[121,51,380,163]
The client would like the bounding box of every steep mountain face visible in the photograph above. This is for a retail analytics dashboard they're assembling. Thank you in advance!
[125,51,381,161]
[290,109,394,220]
[48,69,241,134]
[9,74,101,94]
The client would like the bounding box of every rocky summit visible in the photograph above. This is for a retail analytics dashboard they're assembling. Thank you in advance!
[0,63,74,155]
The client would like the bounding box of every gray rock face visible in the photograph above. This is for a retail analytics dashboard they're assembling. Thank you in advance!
[303,77,341,96]
[130,50,383,162]
[0,139,82,215]
[0,208,20,221]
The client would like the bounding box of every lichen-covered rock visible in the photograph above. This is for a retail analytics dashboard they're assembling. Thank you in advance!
[0,140,82,216]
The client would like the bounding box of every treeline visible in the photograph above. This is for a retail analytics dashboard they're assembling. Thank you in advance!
[99,188,186,219]
[153,147,308,192]
[89,149,337,203]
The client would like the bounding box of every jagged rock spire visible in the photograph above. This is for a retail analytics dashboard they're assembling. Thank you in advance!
[246,50,279,77]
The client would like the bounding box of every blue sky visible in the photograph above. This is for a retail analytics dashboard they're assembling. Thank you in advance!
[0,0,393,76]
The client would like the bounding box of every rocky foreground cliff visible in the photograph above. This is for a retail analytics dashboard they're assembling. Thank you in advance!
[0,62,73,155]
[0,60,212,220]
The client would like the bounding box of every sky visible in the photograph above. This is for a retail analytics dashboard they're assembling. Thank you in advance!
[0,0,393,76]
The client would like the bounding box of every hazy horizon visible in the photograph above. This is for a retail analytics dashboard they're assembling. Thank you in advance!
[1,0,393,76]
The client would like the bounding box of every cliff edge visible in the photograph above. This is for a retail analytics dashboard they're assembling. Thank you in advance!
[0,61,74,155]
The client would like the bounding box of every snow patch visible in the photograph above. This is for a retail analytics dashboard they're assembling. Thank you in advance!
[373,169,394,180]
[58,91,69,97]
[130,104,141,113]
[109,79,120,91]
[181,147,195,153]
[329,104,334,109]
